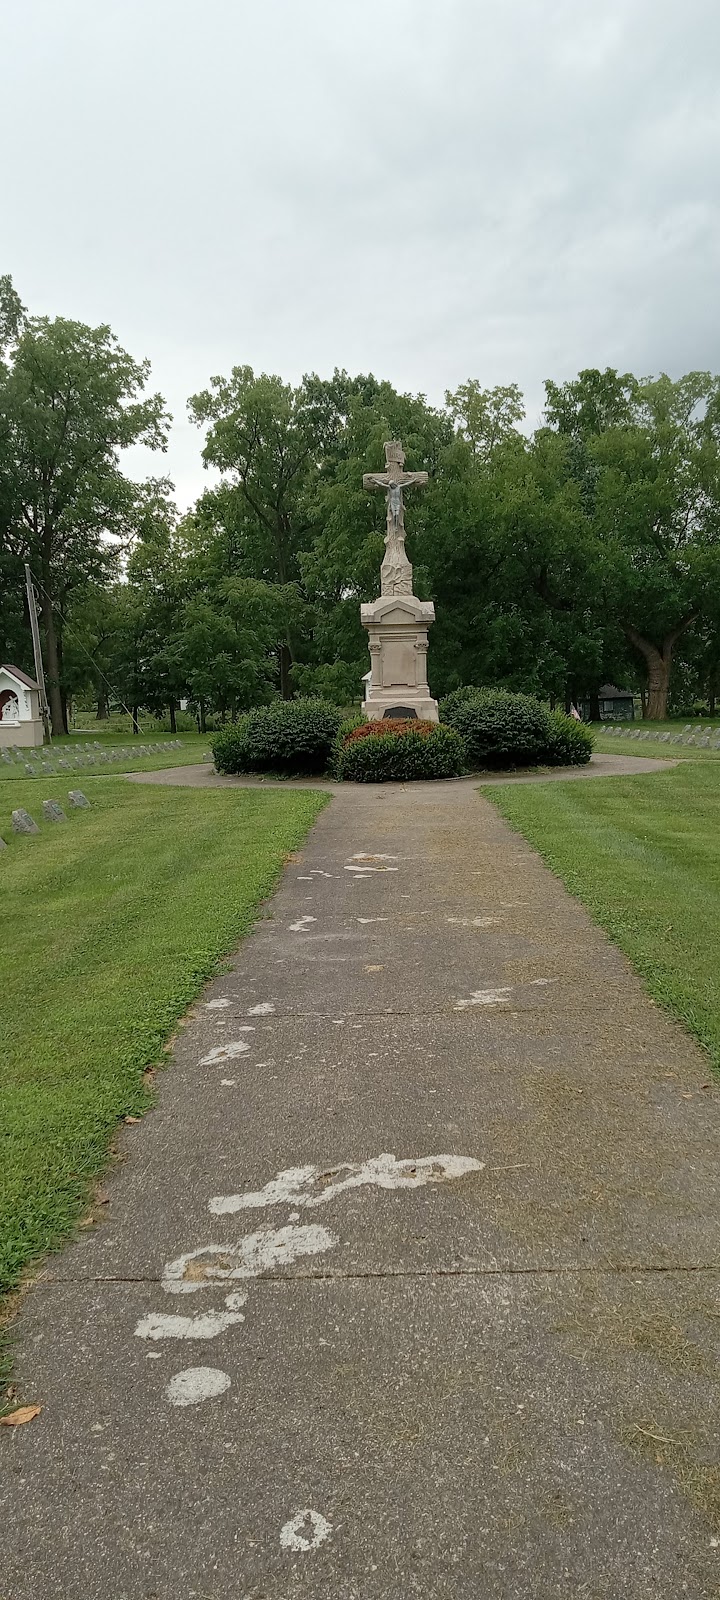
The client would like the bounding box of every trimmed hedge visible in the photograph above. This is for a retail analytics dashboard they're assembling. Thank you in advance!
[343,718,438,742]
[211,699,344,775]
[440,688,592,769]
[542,709,594,766]
[334,721,466,783]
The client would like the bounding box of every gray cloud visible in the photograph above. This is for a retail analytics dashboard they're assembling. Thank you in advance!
[2,0,719,503]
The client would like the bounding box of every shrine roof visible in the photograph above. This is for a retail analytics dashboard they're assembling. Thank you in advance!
[1,663,40,690]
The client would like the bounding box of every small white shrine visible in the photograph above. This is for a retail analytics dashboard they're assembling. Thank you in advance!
[360,440,439,722]
[0,664,44,747]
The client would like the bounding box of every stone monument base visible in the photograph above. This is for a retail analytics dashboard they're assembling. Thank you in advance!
[360,594,439,724]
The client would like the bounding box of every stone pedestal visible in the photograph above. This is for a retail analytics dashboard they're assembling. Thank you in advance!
[360,594,439,723]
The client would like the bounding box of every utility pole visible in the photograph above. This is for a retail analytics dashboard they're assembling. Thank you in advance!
[24,563,51,743]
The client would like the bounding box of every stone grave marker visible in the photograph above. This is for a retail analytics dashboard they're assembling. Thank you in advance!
[42,799,66,822]
[68,790,90,808]
[12,808,40,834]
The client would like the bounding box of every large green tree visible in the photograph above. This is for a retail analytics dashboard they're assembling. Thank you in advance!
[545,369,720,718]
[188,368,321,697]
[0,293,169,732]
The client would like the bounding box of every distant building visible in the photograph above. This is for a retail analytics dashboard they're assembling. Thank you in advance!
[579,683,635,722]
[0,664,44,747]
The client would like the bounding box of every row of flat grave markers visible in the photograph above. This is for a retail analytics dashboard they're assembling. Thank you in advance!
[603,724,720,748]
[0,739,184,775]
[1,791,90,846]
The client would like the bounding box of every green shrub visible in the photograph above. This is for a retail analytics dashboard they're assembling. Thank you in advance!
[440,688,592,769]
[334,722,466,783]
[441,688,551,767]
[543,709,594,765]
[344,718,437,742]
[211,699,344,775]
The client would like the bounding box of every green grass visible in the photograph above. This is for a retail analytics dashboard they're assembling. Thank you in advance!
[592,719,720,764]
[0,776,327,1314]
[485,755,720,1069]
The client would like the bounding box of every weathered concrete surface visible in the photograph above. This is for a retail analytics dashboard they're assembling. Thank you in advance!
[4,780,720,1599]
[125,749,677,791]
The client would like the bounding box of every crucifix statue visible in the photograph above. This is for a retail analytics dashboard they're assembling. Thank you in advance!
[363,440,428,597]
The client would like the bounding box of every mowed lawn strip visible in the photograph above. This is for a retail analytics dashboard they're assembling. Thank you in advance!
[0,730,212,783]
[1,778,327,1303]
[484,759,720,1069]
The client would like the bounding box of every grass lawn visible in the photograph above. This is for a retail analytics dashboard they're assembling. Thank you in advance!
[1,775,327,1334]
[0,729,211,782]
[591,720,720,764]
[485,753,720,1069]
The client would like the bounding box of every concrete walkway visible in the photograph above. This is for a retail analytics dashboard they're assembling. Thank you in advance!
[125,748,678,793]
[4,776,720,1599]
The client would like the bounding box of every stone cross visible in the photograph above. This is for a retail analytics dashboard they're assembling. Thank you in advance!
[363,441,428,597]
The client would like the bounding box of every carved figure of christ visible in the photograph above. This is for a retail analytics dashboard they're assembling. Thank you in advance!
[363,441,428,573]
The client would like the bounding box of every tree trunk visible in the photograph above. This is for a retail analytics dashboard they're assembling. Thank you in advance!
[96,689,109,720]
[280,643,293,700]
[624,617,698,721]
[710,691,717,717]
[132,705,140,735]
[198,698,206,734]
[589,689,601,722]
[40,592,65,737]
[169,699,177,733]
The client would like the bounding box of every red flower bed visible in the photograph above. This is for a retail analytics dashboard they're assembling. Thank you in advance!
[343,718,436,743]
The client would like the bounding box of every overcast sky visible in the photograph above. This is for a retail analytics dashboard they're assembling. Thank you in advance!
[3,0,719,505]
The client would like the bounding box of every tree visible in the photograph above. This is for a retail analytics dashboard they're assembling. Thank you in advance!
[188,368,319,697]
[445,380,525,458]
[544,369,720,717]
[0,302,169,732]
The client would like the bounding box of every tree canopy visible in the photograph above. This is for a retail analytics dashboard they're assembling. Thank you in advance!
[2,277,719,726]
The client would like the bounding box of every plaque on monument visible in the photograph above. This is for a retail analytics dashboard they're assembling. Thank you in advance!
[360,440,439,722]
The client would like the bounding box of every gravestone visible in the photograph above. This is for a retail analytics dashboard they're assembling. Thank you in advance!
[68,790,90,808]
[42,799,66,822]
[12,808,40,834]
[360,440,438,722]
[0,836,7,850]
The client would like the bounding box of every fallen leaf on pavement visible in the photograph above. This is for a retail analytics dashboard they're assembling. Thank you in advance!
[0,1405,41,1427]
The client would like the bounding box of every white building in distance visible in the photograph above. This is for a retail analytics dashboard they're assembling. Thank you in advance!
[0,664,44,748]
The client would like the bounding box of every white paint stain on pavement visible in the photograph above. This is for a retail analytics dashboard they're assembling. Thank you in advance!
[164,1367,231,1407]
[248,1002,275,1015]
[162,1223,338,1295]
[204,997,231,1010]
[199,1040,251,1066]
[209,1152,484,1216]
[455,988,512,1009]
[135,1308,245,1340]
[280,1509,332,1552]
[289,915,317,932]
[343,864,398,873]
[357,917,388,924]
[352,853,397,862]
